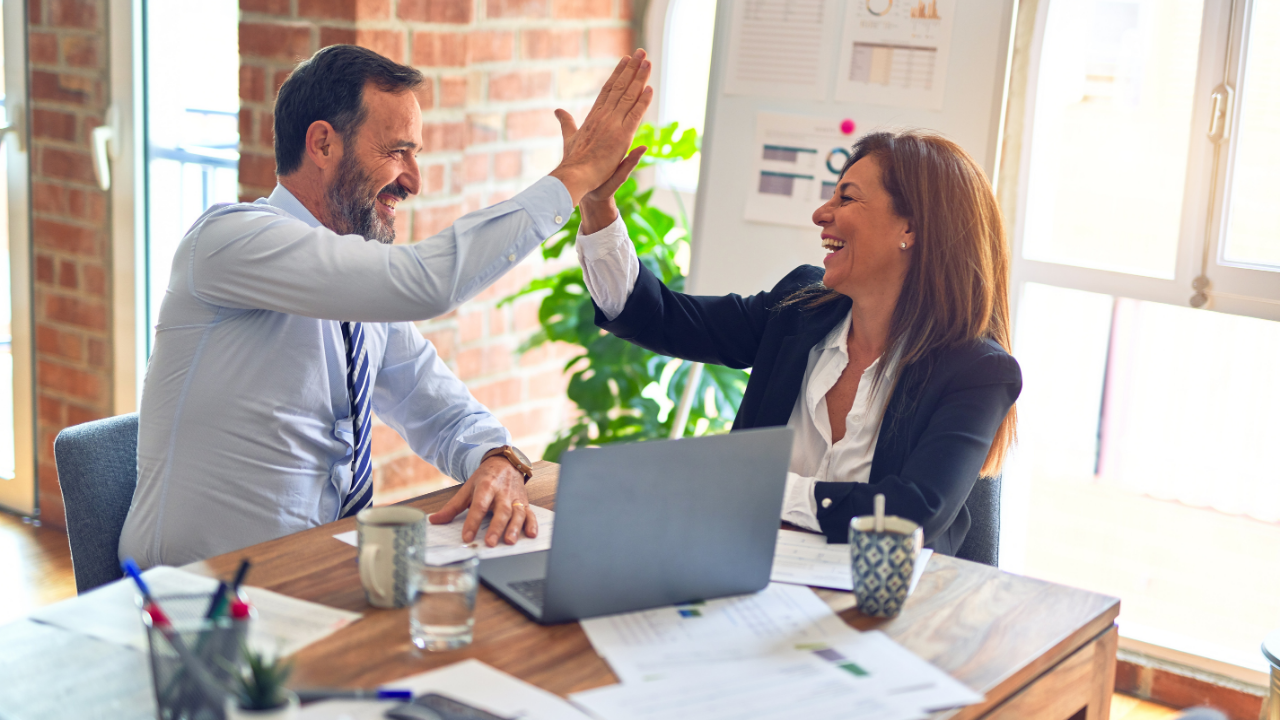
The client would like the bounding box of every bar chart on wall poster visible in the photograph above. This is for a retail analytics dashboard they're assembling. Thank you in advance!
[746,113,858,228]
[835,0,956,109]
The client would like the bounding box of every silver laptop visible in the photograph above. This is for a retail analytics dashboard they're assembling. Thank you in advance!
[479,427,794,624]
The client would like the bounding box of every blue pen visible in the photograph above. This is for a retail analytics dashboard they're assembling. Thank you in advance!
[295,688,414,703]
[122,558,153,600]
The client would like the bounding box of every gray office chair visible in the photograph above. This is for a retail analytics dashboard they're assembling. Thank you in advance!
[53,413,140,594]
[954,475,1000,567]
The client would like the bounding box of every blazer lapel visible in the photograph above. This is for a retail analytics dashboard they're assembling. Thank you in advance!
[754,301,849,427]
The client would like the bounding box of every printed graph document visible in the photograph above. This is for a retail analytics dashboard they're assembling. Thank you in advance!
[772,529,933,594]
[571,655,922,720]
[580,582,859,683]
[835,0,957,109]
[333,504,553,563]
[299,659,592,720]
[723,0,837,100]
[812,631,983,713]
[746,112,859,229]
[29,565,360,657]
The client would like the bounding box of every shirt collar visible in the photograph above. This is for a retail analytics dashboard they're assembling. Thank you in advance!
[266,184,323,229]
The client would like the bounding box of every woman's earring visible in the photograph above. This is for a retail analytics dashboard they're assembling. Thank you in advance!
[900,242,908,250]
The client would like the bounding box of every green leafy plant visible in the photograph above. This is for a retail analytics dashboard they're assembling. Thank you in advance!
[502,122,749,460]
[231,646,294,710]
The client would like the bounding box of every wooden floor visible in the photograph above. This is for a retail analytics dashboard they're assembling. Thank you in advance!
[0,510,1184,718]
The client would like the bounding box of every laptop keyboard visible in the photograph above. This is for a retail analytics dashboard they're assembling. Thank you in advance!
[509,578,547,609]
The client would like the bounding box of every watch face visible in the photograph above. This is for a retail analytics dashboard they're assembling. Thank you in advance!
[511,446,531,466]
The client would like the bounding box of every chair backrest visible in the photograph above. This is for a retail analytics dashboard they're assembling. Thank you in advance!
[954,475,1001,567]
[54,413,140,593]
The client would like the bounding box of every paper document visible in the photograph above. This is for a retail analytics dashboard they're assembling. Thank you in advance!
[834,0,957,109]
[746,112,861,229]
[571,654,921,720]
[580,582,859,683]
[333,504,553,563]
[809,630,983,713]
[29,565,360,657]
[771,530,933,595]
[299,659,592,720]
[722,0,836,99]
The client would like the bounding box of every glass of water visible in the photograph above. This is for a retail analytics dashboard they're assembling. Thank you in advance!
[409,543,479,651]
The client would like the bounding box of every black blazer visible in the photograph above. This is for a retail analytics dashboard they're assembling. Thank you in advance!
[596,263,1022,555]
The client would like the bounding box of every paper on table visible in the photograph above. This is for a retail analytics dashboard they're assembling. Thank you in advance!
[29,565,360,657]
[771,529,933,595]
[580,582,859,684]
[812,630,983,713]
[333,504,553,563]
[571,654,922,720]
[298,659,592,720]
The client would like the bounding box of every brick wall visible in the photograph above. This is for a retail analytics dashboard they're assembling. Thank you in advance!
[238,0,633,502]
[28,0,113,528]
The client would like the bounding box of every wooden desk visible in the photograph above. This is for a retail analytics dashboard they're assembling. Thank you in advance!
[181,461,1120,720]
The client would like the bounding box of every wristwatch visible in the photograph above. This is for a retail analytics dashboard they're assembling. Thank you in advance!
[482,445,534,483]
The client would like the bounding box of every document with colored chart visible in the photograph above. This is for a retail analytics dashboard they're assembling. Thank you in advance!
[746,112,861,229]
[834,0,958,109]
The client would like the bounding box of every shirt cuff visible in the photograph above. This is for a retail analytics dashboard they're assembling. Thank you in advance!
[781,472,822,532]
[576,214,630,262]
[513,176,574,239]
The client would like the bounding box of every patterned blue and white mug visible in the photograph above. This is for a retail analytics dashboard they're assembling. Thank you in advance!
[849,514,924,618]
[356,507,426,608]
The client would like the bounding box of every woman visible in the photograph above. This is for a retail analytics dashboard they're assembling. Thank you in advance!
[574,130,1021,556]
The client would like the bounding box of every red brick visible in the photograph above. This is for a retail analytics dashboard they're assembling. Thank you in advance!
[36,254,55,283]
[40,146,97,184]
[241,0,291,13]
[371,423,404,455]
[492,150,522,180]
[29,32,58,64]
[440,76,467,108]
[83,264,106,296]
[298,0,393,20]
[50,0,98,28]
[450,161,464,194]
[411,32,466,67]
[61,35,100,67]
[506,109,560,141]
[32,109,77,141]
[87,338,107,368]
[319,27,356,48]
[485,189,515,205]
[399,0,472,23]
[35,218,97,255]
[38,360,103,402]
[44,295,107,330]
[1148,669,1263,720]
[33,182,68,214]
[588,27,632,59]
[31,70,97,106]
[423,163,446,195]
[489,71,553,102]
[66,402,101,427]
[358,29,406,63]
[239,152,277,188]
[413,204,463,240]
[528,368,569,400]
[28,0,41,25]
[619,0,633,20]
[521,28,580,60]
[468,32,515,64]
[463,153,489,184]
[240,65,266,102]
[273,70,291,100]
[513,296,540,332]
[487,0,546,18]
[375,453,449,496]
[422,328,456,361]
[259,111,274,148]
[58,259,78,289]
[471,377,522,409]
[37,325,83,361]
[467,113,502,145]
[488,306,508,334]
[459,309,484,344]
[240,23,313,62]
[495,406,554,440]
[38,395,66,424]
[239,109,255,148]
[552,0,610,18]
[421,122,467,153]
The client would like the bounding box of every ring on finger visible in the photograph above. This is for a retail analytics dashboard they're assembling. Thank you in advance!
[512,502,525,510]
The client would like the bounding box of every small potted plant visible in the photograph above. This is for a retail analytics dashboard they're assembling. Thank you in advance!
[225,646,298,720]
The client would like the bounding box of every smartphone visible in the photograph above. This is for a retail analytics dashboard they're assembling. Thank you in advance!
[384,693,510,720]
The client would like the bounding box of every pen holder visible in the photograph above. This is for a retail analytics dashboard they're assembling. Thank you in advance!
[142,593,247,720]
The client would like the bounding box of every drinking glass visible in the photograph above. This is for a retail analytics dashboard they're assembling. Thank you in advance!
[409,544,479,651]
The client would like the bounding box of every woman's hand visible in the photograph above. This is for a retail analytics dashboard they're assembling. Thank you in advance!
[578,145,646,235]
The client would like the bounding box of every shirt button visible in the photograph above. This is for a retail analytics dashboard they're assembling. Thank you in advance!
[554,215,564,224]
[507,254,516,262]
[821,498,833,508]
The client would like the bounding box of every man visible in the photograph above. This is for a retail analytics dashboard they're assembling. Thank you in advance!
[119,45,652,567]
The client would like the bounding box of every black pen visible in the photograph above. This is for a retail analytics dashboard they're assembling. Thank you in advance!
[231,558,252,594]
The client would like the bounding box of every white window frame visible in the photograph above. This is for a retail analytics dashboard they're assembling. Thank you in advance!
[0,0,35,515]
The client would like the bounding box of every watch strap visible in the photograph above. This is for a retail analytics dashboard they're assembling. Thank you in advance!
[482,445,533,482]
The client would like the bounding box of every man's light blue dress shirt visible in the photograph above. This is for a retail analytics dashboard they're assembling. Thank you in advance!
[119,178,573,568]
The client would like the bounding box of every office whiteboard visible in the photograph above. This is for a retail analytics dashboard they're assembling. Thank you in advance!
[687,0,1018,296]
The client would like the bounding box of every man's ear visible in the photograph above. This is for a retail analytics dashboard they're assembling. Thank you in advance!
[304,120,342,170]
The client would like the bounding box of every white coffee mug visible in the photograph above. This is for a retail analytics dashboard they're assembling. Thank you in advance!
[356,507,426,608]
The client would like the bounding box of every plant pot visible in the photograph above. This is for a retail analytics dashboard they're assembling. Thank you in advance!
[225,691,300,720]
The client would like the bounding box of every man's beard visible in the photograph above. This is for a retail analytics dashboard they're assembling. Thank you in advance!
[325,151,406,245]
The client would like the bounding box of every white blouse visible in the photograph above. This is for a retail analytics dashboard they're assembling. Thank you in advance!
[576,216,895,531]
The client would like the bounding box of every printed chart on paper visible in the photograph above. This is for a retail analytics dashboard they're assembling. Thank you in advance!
[723,0,836,100]
[745,112,861,229]
[836,0,957,109]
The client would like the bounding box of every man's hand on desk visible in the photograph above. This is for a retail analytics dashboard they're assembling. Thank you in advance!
[428,458,539,547]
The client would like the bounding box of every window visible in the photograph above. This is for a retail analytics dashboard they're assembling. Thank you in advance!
[650,0,717,193]
[1003,0,1280,673]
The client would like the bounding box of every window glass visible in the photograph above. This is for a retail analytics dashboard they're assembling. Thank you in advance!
[1221,0,1280,270]
[658,0,716,192]
[1008,283,1280,671]
[1022,0,1204,279]
[144,1,240,353]
[0,14,11,480]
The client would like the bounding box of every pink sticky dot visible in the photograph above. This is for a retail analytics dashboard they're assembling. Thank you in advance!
[840,119,856,135]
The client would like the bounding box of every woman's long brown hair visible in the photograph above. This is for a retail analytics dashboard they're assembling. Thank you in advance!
[790,130,1016,476]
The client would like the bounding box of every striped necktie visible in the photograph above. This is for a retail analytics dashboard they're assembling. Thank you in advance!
[339,321,373,518]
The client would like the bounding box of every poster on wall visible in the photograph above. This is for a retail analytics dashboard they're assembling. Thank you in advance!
[744,112,862,229]
[834,0,957,110]
[723,0,836,100]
